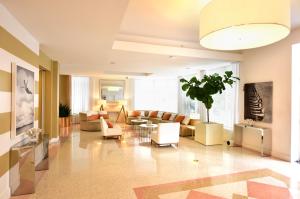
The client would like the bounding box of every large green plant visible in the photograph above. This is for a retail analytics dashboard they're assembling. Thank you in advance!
[59,103,71,118]
[180,71,239,123]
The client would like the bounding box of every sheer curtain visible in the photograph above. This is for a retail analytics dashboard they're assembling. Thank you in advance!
[71,76,90,114]
[134,78,178,112]
[205,63,240,130]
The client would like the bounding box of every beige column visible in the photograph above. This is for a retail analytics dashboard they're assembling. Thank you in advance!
[44,61,60,140]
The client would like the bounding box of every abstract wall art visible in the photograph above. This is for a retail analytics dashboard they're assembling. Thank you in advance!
[99,79,125,102]
[244,82,273,123]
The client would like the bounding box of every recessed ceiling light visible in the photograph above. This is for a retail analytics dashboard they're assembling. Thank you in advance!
[169,56,175,59]
[110,61,115,65]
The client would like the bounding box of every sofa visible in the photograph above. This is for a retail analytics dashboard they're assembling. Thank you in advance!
[125,110,201,137]
[126,110,151,124]
[79,111,109,131]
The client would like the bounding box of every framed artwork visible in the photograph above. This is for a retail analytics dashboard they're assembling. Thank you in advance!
[99,80,125,102]
[11,63,35,138]
[244,81,273,123]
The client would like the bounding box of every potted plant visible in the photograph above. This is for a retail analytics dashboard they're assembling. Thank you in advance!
[59,103,71,127]
[180,71,239,145]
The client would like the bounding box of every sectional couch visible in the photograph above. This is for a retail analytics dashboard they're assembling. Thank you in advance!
[126,110,201,137]
[79,111,109,131]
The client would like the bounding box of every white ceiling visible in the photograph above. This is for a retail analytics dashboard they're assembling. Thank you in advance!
[1,0,300,77]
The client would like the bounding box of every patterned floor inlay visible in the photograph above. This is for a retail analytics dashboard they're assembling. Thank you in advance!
[134,169,299,199]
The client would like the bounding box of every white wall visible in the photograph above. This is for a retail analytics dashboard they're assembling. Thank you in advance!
[239,27,300,161]
[291,43,300,161]
[0,50,39,199]
[0,4,39,54]
[0,5,40,199]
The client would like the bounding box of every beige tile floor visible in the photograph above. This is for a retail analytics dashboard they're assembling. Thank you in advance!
[12,124,300,199]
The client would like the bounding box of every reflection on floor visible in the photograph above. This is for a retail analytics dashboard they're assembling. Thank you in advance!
[11,124,300,199]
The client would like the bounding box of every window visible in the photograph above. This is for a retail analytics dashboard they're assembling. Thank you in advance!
[71,76,90,114]
[205,63,239,130]
[134,78,178,112]
[178,73,200,118]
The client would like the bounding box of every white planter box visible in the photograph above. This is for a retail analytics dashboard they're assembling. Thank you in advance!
[195,122,224,145]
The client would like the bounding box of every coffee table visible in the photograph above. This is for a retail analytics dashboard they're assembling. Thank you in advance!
[139,124,158,142]
[131,119,148,130]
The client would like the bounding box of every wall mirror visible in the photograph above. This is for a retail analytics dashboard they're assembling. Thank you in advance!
[99,80,125,102]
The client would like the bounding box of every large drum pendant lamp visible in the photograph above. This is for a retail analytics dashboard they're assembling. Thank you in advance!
[199,0,291,50]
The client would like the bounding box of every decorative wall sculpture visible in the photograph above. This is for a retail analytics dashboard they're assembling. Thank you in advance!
[244,82,273,123]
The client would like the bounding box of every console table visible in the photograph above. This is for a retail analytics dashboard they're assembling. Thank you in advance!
[233,123,272,156]
[10,133,49,196]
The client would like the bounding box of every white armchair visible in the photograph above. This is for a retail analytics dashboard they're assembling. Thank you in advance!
[100,117,122,139]
[151,123,180,146]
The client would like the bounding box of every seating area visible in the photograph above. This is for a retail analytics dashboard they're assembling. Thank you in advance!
[1,1,300,199]
[78,109,189,147]
[126,110,200,137]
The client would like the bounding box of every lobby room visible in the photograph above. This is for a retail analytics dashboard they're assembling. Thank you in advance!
[0,0,300,199]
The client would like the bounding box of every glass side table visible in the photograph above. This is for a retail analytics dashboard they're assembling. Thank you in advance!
[139,124,158,143]
[131,119,148,130]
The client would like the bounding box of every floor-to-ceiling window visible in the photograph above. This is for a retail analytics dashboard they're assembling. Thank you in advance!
[134,78,178,112]
[204,63,239,130]
[71,76,90,114]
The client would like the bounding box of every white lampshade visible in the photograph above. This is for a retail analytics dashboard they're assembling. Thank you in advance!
[199,0,290,50]
[118,99,127,106]
[98,99,107,106]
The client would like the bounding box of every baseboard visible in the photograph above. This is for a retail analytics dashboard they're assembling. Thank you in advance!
[50,137,60,144]
[272,150,291,162]
[0,187,10,199]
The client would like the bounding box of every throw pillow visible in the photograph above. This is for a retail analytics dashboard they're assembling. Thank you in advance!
[87,114,99,121]
[149,111,158,118]
[140,111,145,117]
[132,110,141,117]
[162,113,171,120]
[175,115,185,123]
[157,111,164,118]
[106,121,113,128]
[169,113,177,121]
[99,114,109,119]
[181,116,190,125]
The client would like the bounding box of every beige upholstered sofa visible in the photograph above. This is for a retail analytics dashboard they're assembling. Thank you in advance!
[125,110,201,137]
[79,111,109,131]
[126,110,150,124]
[180,119,202,137]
